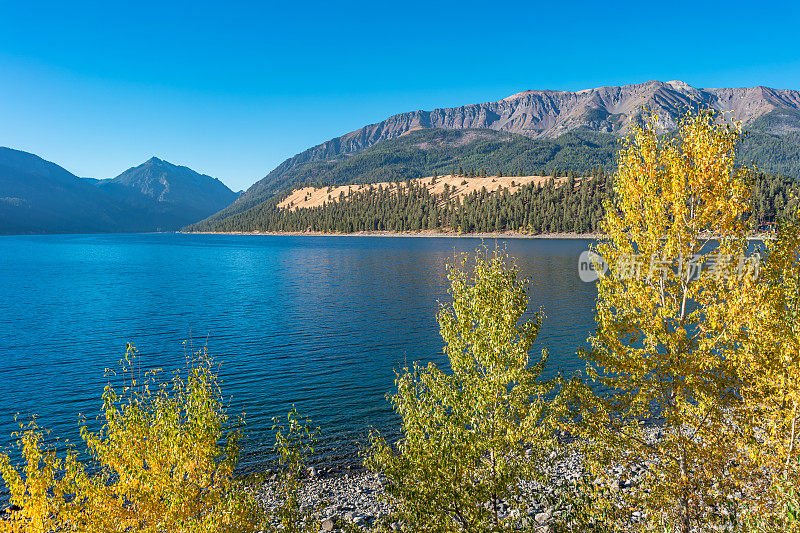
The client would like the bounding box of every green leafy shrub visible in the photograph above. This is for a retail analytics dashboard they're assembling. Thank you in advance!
[267,408,323,532]
[367,249,558,531]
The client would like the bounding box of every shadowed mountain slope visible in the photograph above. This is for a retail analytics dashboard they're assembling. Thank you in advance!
[0,148,237,234]
[98,157,238,230]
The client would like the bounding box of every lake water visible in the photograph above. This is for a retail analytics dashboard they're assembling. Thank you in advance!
[0,234,597,473]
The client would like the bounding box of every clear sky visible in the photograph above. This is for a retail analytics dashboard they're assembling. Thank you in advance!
[2,0,799,191]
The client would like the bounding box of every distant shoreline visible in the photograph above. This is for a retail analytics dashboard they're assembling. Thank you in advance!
[182,230,774,241]
[1,232,772,241]
[181,230,601,239]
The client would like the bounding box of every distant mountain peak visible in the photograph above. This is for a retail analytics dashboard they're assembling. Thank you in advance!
[665,80,693,90]
[0,147,238,234]
[106,157,235,210]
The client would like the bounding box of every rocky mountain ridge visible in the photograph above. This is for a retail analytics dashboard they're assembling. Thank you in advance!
[239,81,800,203]
[99,156,238,226]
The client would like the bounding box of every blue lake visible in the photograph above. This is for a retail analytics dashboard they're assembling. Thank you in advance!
[0,234,597,473]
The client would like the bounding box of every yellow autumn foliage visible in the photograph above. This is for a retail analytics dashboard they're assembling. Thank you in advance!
[733,201,800,530]
[0,344,265,533]
[577,109,759,532]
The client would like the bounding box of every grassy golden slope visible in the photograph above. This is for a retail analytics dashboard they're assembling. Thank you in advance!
[278,175,569,212]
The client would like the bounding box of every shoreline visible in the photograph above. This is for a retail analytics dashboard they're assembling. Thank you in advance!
[253,428,660,531]
[183,230,774,241]
[182,230,601,240]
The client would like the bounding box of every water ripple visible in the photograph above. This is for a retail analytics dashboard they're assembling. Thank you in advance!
[0,234,597,472]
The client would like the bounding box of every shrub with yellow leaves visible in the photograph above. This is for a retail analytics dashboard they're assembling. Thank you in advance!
[0,344,265,533]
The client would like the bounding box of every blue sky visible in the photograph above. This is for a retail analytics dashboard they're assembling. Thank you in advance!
[2,0,799,191]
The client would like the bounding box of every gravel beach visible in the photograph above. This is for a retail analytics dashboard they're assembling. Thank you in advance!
[254,427,664,531]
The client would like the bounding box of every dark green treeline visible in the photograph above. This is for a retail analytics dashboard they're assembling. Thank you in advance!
[186,170,798,234]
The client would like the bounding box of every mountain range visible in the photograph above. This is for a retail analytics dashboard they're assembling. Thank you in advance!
[4,80,800,235]
[198,80,800,230]
[0,148,237,234]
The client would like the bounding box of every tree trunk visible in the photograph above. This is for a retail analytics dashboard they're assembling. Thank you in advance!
[679,448,690,533]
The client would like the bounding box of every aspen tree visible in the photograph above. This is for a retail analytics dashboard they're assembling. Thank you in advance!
[579,110,754,532]
[734,201,800,530]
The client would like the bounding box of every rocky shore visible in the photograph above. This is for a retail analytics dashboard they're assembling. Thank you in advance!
[254,427,663,531]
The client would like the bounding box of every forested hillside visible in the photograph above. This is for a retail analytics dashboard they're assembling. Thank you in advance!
[739,130,800,175]
[256,129,620,196]
[186,170,798,234]
[196,129,621,229]
[257,127,800,194]
[205,80,800,227]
